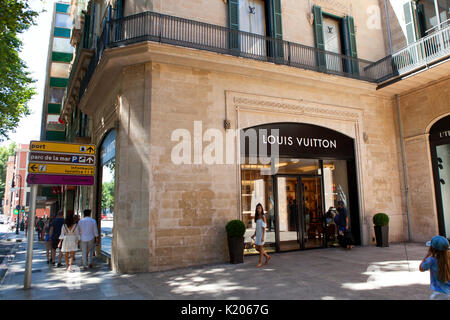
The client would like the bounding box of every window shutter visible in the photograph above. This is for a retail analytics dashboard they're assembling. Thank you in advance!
[272,0,283,60]
[343,16,359,75]
[116,0,123,19]
[313,5,326,67]
[272,0,283,39]
[416,3,426,38]
[403,1,417,45]
[228,0,239,51]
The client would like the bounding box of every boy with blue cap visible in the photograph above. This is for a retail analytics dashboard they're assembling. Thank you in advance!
[419,235,450,300]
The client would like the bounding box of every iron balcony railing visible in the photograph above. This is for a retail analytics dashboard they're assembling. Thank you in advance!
[79,11,399,101]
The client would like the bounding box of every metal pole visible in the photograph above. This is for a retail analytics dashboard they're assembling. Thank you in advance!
[15,174,21,235]
[396,94,412,242]
[24,184,38,289]
[383,0,393,55]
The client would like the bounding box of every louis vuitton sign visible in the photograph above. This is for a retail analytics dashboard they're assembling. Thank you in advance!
[241,122,355,160]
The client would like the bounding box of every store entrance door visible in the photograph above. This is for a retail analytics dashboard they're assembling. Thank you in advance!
[275,175,325,251]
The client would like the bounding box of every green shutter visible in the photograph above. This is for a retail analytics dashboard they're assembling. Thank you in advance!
[50,77,69,87]
[346,16,359,75]
[228,0,239,51]
[46,131,66,141]
[272,0,283,39]
[403,1,416,45]
[47,103,61,114]
[272,0,284,60]
[313,5,326,68]
[55,3,70,14]
[52,52,73,62]
[54,27,71,38]
[116,0,123,19]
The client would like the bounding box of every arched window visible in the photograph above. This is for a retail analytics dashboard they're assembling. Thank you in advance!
[98,129,116,256]
[429,115,450,238]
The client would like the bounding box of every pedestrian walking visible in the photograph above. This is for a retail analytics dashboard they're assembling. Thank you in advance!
[50,211,65,267]
[37,217,44,241]
[78,209,99,270]
[44,217,53,264]
[335,201,354,250]
[58,214,80,272]
[251,203,271,268]
[24,217,28,235]
[419,235,450,300]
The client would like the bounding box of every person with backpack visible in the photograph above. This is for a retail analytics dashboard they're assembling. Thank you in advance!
[419,235,450,300]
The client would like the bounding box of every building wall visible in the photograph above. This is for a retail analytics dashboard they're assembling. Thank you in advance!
[88,43,405,271]
[3,157,15,218]
[398,77,450,242]
[121,0,387,62]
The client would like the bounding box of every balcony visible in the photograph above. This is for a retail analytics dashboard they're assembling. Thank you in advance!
[77,11,396,103]
[375,22,450,92]
[61,14,94,123]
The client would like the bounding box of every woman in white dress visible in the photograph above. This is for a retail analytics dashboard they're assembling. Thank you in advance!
[251,203,271,268]
[58,215,80,272]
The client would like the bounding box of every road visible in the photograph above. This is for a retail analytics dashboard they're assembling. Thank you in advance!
[0,223,22,283]
[100,219,113,255]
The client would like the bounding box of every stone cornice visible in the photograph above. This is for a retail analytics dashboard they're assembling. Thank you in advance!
[231,92,362,123]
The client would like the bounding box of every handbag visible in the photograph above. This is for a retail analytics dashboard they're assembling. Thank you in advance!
[44,233,49,241]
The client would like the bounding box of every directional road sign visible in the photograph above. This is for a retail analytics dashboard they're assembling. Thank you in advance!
[30,141,95,154]
[27,141,96,186]
[26,174,94,186]
[29,152,95,165]
[28,163,94,176]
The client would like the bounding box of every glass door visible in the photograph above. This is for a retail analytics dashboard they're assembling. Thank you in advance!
[300,177,325,249]
[275,176,301,251]
[433,143,450,238]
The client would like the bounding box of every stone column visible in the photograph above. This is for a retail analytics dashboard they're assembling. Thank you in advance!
[113,63,152,272]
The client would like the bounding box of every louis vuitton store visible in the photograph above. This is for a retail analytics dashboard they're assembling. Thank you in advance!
[240,122,361,254]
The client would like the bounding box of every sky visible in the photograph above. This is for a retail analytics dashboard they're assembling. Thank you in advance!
[1,0,59,147]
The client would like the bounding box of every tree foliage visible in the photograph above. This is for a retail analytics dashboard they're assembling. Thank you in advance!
[0,142,17,204]
[0,0,39,139]
[101,181,114,213]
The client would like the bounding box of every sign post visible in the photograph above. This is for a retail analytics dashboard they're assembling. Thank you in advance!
[24,141,96,289]
[23,184,37,289]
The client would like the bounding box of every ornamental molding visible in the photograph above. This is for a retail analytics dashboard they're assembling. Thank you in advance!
[232,94,361,122]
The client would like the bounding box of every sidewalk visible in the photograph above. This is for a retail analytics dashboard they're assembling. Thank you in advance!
[0,236,434,300]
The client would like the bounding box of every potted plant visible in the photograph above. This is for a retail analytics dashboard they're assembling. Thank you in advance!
[226,220,246,264]
[373,213,389,247]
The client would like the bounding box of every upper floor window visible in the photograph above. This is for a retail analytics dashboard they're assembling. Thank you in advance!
[55,13,72,29]
[406,0,449,43]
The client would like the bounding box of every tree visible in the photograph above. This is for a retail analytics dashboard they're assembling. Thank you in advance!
[0,0,39,139]
[0,142,17,204]
[101,181,114,214]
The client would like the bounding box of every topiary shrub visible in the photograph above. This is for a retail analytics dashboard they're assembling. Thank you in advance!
[373,213,389,227]
[226,220,246,238]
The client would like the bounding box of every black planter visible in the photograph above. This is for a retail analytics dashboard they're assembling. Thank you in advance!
[227,236,244,264]
[374,225,389,247]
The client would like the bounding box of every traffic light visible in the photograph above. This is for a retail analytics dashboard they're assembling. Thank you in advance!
[14,205,19,215]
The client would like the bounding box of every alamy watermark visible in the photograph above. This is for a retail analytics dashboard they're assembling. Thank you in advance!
[170,121,338,175]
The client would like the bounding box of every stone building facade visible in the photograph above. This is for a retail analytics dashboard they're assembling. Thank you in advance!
[59,0,450,273]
